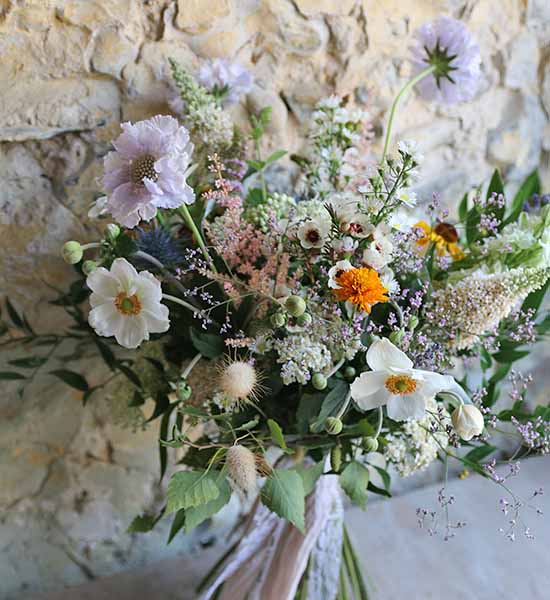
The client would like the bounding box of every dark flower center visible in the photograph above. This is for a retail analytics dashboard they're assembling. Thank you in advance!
[130,154,158,185]
[306,229,320,243]
[434,222,459,243]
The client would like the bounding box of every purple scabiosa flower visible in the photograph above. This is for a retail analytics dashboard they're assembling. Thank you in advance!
[198,58,253,105]
[103,116,195,228]
[410,16,481,104]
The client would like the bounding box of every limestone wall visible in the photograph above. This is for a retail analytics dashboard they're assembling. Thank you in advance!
[1,1,549,598]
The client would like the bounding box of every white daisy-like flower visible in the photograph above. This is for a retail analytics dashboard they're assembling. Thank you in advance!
[297,218,330,249]
[398,139,424,164]
[395,189,417,208]
[87,258,170,349]
[328,259,353,289]
[348,214,374,238]
[332,236,359,254]
[350,337,463,421]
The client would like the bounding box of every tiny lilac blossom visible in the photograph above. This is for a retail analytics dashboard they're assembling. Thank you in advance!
[198,58,253,105]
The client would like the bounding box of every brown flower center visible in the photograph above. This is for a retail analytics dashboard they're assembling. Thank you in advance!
[130,154,158,185]
[114,292,142,316]
[385,374,417,395]
[306,229,320,243]
[434,222,458,244]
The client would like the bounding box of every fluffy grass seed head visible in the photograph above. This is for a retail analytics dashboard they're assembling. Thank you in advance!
[225,444,258,496]
[216,357,264,410]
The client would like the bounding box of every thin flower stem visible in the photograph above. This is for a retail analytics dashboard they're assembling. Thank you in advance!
[162,293,201,314]
[178,204,217,273]
[336,390,353,420]
[181,352,202,379]
[327,357,346,379]
[374,406,384,438]
[381,65,436,164]
[81,242,103,251]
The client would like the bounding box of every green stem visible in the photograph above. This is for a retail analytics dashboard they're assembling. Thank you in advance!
[178,205,217,272]
[181,352,202,379]
[374,406,383,439]
[381,65,436,164]
[255,138,268,201]
[162,293,201,315]
[343,526,369,600]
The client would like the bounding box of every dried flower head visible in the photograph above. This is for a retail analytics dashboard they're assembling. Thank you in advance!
[216,358,264,410]
[226,444,258,496]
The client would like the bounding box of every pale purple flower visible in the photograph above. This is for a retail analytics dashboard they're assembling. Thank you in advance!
[198,58,253,105]
[410,17,481,104]
[103,116,195,228]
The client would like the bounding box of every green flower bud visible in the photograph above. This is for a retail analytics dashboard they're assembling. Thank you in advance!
[82,260,98,276]
[270,312,286,328]
[176,380,192,402]
[296,312,312,326]
[389,329,405,345]
[105,223,121,242]
[343,366,356,381]
[362,436,379,453]
[62,241,83,264]
[325,416,343,435]
[408,316,419,331]
[285,295,306,318]
[311,373,327,391]
[330,446,342,473]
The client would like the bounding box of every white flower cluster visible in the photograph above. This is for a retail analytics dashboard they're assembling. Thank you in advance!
[384,398,449,477]
[244,192,297,232]
[273,334,333,385]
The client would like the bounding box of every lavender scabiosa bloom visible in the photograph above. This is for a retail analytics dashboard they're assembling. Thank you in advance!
[198,58,253,105]
[103,116,195,228]
[410,17,481,104]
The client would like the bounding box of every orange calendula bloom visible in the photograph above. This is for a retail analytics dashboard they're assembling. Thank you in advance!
[333,267,389,313]
[414,220,464,260]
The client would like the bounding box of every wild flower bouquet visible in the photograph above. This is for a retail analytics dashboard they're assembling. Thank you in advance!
[6,15,549,600]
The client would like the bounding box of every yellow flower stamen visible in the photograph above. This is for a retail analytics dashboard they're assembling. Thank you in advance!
[385,374,417,395]
[115,292,142,316]
[333,267,388,313]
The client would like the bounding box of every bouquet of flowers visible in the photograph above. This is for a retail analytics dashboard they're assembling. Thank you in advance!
[6,15,549,600]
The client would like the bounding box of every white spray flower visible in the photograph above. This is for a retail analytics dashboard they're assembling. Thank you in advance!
[297,218,330,249]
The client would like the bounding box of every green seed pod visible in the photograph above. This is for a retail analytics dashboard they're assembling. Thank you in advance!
[389,329,405,345]
[176,380,192,402]
[105,223,121,242]
[362,436,379,453]
[325,416,343,435]
[296,312,312,326]
[82,260,98,276]
[270,312,286,328]
[285,295,306,318]
[62,241,83,264]
[311,373,327,391]
[343,366,356,381]
[330,445,342,473]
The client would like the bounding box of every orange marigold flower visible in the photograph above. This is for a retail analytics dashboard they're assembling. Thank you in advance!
[333,267,389,313]
[414,220,464,260]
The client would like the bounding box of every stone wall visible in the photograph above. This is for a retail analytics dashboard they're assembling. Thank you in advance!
[1,1,549,598]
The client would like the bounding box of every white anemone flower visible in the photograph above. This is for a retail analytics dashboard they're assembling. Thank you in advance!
[350,338,462,421]
[87,258,169,349]
[328,259,353,289]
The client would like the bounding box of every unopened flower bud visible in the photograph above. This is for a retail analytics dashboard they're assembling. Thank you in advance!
[296,312,312,326]
[176,380,192,402]
[311,373,327,391]
[270,312,286,328]
[82,260,98,275]
[105,223,121,241]
[285,295,306,318]
[226,445,257,495]
[330,446,342,473]
[62,241,83,264]
[362,436,379,452]
[389,329,405,345]
[344,366,356,381]
[325,416,343,435]
[451,404,484,441]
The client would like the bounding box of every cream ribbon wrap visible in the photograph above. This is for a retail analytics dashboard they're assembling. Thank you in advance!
[202,474,343,600]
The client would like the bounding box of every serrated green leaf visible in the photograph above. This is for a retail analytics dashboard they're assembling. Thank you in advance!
[189,327,224,359]
[293,461,324,496]
[0,371,26,381]
[261,469,305,532]
[267,419,287,451]
[50,369,89,391]
[166,470,220,514]
[340,461,369,508]
[185,474,231,533]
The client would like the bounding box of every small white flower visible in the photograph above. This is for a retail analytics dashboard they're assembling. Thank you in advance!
[332,236,358,254]
[395,189,417,208]
[88,196,109,219]
[451,404,484,440]
[398,139,424,163]
[380,268,399,294]
[328,259,353,289]
[297,218,330,249]
[350,337,462,421]
[348,214,374,238]
[87,258,169,349]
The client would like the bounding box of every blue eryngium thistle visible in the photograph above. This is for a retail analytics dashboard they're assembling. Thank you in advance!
[135,227,184,269]
[410,16,481,104]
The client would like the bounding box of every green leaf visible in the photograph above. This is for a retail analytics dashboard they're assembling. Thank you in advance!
[8,357,48,369]
[94,339,117,370]
[113,233,138,257]
[166,470,220,514]
[296,392,324,435]
[5,298,25,329]
[492,348,529,364]
[293,461,324,496]
[127,513,161,533]
[521,278,549,313]
[50,369,89,391]
[264,150,287,166]
[261,469,305,532]
[0,371,26,381]
[458,192,468,223]
[189,327,224,359]
[247,159,265,171]
[464,445,497,464]
[340,461,369,508]
[116,363,142,388]
[372,466,391,492]
[502,170,540,227]
[310,381,349,433]
[185,474,232,533]
[167,509,186,544]
[486,169,504,198]
[267,419,287,451]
